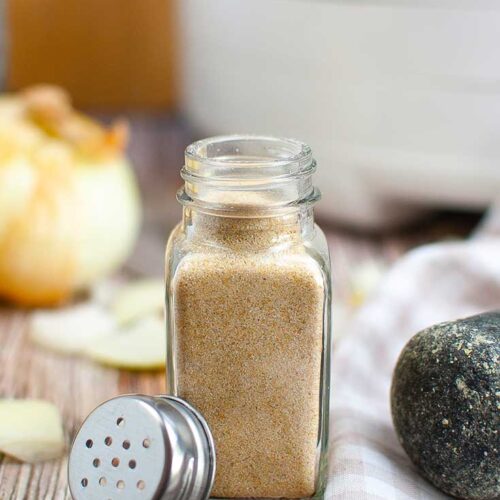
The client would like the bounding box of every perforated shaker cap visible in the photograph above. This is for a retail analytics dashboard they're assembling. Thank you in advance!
[68,394,216,500]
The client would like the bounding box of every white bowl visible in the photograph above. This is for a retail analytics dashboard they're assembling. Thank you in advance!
[179,0,500,228]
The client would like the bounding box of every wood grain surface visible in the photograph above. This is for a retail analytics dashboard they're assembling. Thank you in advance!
[0,116,480,499]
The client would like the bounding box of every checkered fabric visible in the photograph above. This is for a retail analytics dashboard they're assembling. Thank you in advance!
[327,208,500,499]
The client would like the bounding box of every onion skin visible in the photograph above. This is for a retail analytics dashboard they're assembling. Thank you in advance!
[0,87,141,307]
[0,157,141,307]
[73,158,141,291]
[0,150,77,305]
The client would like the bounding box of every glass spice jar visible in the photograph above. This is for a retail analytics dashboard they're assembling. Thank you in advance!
[165,136,332,499]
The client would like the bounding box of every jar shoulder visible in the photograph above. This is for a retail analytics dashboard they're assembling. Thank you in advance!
[308,223,331,272]
[166,221,331,290]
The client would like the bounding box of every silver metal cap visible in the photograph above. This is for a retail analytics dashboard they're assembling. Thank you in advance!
[68,395,216,500]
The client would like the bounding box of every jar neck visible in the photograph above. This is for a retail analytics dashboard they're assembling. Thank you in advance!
[178,135,320,218]
[182,206,315,250]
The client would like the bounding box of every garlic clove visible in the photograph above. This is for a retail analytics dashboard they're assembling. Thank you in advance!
[0,399,65,462]
[30,303,116,354]
[85,315,165,370]
[111,279,164,325]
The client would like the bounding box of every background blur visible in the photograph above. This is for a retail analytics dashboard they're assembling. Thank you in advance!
[0,2,498,496]
[1,0,499,276]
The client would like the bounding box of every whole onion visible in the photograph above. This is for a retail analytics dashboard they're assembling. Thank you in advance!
[0,86,141,306]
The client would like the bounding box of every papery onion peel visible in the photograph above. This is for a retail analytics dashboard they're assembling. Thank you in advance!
[0,86,141,306]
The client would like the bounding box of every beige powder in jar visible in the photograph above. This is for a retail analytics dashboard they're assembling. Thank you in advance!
[172,213,325,498]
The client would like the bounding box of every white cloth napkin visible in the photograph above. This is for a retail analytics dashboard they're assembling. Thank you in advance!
[328,209,500,499]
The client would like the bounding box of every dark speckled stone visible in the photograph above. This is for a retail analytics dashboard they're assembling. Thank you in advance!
[391,312,500,500]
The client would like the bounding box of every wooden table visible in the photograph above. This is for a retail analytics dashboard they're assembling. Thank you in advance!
[0,116,480,499]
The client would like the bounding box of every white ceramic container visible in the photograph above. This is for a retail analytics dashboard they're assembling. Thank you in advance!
[179,0,500,228]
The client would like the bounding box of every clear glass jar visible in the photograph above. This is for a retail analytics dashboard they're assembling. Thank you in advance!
[165,136,331,499]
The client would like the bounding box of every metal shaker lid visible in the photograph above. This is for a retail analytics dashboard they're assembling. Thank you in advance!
[68,394,216,500]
